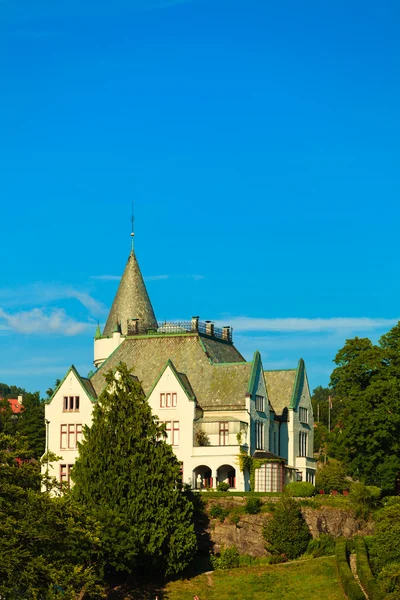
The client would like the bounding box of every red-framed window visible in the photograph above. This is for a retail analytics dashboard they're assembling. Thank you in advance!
[60,464,73,487]
[160,392,177,408]
[76,423,82,445]
[60,424,67,449]
[161,421,179,446]
[219,422,228,446]
[60,424,82,449]
[63,396,80,411]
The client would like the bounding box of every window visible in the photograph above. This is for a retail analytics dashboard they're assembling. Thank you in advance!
[165,421,172,444]
[60,424,82,449]
[299,407,308,423]
[60,424,67,449]
[219,422,228,446]
[63,396,80,411]
[173,421,179,446]
[255,421,265,449]
[76,423,82,445]
[68,424,75,449]
[299,431,307,457]
[255,395,265,412]
[60,464,73,487]
[161,421,179,446]
[160,392,177,408]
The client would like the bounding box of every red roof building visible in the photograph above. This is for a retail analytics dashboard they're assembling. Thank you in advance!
[0,397,24,414]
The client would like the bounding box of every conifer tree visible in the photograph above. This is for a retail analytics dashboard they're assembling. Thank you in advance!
[72,363,197,577]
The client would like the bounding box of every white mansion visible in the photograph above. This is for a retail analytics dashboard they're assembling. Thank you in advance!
[44,240,316,491]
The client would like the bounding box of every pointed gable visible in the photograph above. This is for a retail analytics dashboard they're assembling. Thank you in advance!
[46,365,97,404]
[103,250,157,336]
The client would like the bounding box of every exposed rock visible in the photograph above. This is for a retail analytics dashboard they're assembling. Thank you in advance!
[211,514,267,557]
[202,497,374,557]
[301,507,374,539]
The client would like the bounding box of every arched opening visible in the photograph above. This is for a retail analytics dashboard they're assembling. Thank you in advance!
[193,465,213,489]
[217,464,236,489]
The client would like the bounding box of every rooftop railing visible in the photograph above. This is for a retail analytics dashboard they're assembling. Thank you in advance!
[126,318,232,342]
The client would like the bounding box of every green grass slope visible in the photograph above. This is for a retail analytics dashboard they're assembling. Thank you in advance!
[164,556,346,600]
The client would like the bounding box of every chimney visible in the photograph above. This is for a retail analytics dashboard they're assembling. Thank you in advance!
[222,326,231,341]
[128,318,139,335]
[191,316,199,331]
[205,321,214,337]
[17,395,23,405]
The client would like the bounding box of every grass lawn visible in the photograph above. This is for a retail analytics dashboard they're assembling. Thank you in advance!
[163,556,345,600]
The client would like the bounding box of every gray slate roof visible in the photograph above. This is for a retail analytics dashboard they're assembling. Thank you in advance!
[90,333,249,411]
[103,250,157,336]
[264,369,297,415]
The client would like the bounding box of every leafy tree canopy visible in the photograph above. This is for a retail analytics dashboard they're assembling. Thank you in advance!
[328,324,400,493]
[0,433,105,599]
[72,362,197,577]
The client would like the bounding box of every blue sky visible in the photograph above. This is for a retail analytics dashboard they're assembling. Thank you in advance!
[1,0,399,396]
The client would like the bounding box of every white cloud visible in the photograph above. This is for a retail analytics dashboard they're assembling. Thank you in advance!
[0,307,91,336]
[145,275,170,281]
[215,316,399,333]
[0,283,106,315]
[90,275,121,281]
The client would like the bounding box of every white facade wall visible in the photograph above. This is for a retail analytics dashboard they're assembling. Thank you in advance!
[147,365,196,487]
[93,332,125,368]
[44,369,94,485]
[147,366,247,491]
[290,376,316,482]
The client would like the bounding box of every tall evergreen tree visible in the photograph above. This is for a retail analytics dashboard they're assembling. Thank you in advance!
[72,363,197,577]
[17,392,46,459]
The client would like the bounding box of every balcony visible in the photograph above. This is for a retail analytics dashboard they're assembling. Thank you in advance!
[295,456,317,469]
[192,444,241,458]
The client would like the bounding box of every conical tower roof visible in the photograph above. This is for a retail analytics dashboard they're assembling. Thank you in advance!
[103,249,157,336]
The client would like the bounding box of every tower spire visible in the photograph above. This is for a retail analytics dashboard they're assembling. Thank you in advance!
[131,200,135,254]
[103,212,157,336]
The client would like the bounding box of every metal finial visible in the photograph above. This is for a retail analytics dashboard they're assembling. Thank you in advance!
[131,200,135,253]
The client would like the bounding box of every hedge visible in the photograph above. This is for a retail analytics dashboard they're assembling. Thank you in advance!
[335,539,365,600]
[285,482,315,497]
[355,536,384,600]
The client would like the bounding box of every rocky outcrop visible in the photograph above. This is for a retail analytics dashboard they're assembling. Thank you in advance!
[301,507,373,539]
[203,497,374,557]
[211,514,266,557]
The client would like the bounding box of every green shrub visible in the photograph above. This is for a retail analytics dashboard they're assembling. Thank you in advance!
[335,538,365,600]
[209,505,229,522]
[355,536,384,600]
[383,496,400,507]
[267,554,287,564]
[263,497,311,560]
[216,482,230,492]
[261,501,277,513]
[245,497,263,514]
[229,514,240,526]
[368,504,400,574]
[210,546,240,570]
[238,554,271,567]
[305,534,336,558]
[377,562,400,599]
[350,483,381,518]
[285,481,315,497]
[315,461,349,494]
